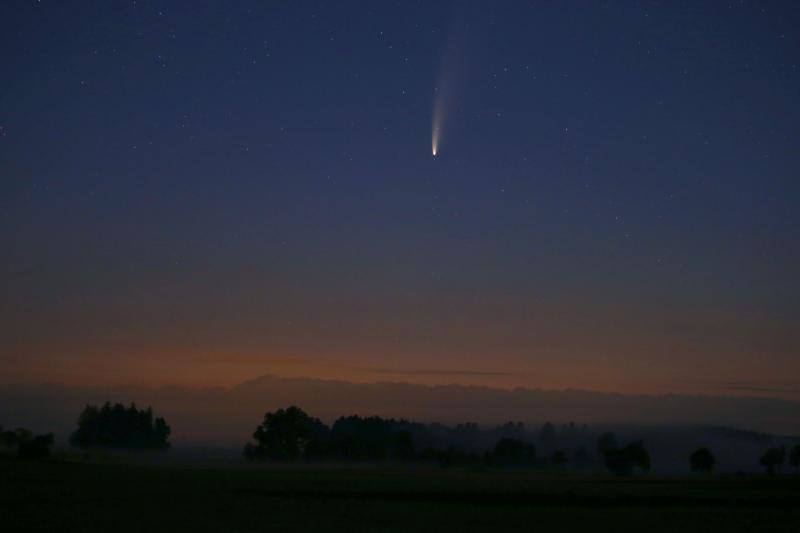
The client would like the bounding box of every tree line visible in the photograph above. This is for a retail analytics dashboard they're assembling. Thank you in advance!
[70,402,171,449]
[240,406,653,475]
[3,403,799,476]
[241,406,800,476]
[1,402,170,460]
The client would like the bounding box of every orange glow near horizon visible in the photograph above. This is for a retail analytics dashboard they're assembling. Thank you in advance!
[3,339,798,402]
[2,262,798,401]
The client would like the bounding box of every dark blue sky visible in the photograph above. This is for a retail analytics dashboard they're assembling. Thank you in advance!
[1,1,798,396]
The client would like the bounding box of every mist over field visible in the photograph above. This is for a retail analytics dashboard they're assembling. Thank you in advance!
[2,374,798,473]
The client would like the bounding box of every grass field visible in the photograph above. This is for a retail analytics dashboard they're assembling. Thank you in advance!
[2,458,799,532]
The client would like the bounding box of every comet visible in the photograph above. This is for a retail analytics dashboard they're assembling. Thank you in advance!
[431,79,448,157]
[432,89,444,156]
[431,17,466,158]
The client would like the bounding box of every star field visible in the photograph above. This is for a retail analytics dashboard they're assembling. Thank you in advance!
[0,1,798,396]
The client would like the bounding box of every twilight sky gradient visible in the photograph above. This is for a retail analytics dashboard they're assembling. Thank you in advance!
[1,1,798,398]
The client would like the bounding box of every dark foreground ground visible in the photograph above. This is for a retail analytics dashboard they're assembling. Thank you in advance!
[2,458,799,532]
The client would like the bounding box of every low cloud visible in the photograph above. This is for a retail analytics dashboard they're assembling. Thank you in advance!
[368,368,514,377]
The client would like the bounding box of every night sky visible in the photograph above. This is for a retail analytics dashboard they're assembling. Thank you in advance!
[2,1,798,397]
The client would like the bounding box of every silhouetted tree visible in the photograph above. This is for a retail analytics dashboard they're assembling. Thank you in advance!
[539,422,556,451]
[690,447,715,473]
[153,417,170,447]
[2,427,33,449]
[17,433,54,460]
[70,402,170,449]
[1,427,19,448]
[551,450,568,467]
[452,422,481,451]
[572,446,591,468]
[596,432,618,455]
[392,430,415,461]
[329,415,419,461]
[454,422,480,436]
[0,428,54,460]
[604,440,650,476]
[492,421,525,445]
[246,406,329,461]
[489,438,537,467]
[760,446,786,475]
[790,444,800,474]
[432,445,481,468]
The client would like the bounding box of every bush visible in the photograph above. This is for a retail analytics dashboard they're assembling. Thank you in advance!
[690,447,715,473]
[0,428,54,460]
[760,446,786,475]
[17,434,55,460]
[488,438,537,467]
[604,440,650,476]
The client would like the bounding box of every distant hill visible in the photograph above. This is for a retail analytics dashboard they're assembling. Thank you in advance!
[1,375,798,450]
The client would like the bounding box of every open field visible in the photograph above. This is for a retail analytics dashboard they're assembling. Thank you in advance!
[2,458,799,532]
